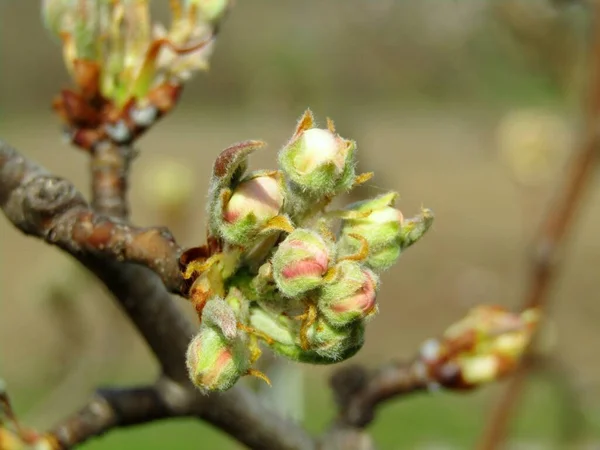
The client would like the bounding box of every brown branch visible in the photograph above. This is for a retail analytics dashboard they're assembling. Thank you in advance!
[0,141,185,295]
[49,384,178,449]
[329,362,428,429]
[90,140,135,219]
[0,140,316,450]
[478,2,600,448]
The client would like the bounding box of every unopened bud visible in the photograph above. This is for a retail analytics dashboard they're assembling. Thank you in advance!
[424,306,540,389]
[217,172,286,245]
[272,229,332,298]
[399,208,434,250]
[187,0,231,25]
[279,110,356,197]
[318,260,379,328]
[305,317,365,362]
[186,324,250,392]
[338,192,404,272]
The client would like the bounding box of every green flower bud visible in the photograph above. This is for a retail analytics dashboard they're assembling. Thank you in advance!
[186,0,231,25]
[279,110,356,199]
[400,208,434,249]
[318,260,379,328]
[272,229,332,298]
[213,171,286,246]
[305,317,365,362]
[337,192,404,272]
[186,324,250,392]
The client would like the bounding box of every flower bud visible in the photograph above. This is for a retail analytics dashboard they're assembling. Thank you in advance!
[338,192,404,271]
[399,208,434,250]
[186,324,250,392]
[318,260,379,328]
[186,0,231,25]
[419,306,540,389]
[305,317,365,362]
[279,110,356,197]
[272,229,332,298]
[217,171,286,246]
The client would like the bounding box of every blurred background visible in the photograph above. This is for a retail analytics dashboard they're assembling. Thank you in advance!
[2,0,600,448]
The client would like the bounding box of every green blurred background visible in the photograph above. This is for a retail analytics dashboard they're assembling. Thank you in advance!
[2,1,600,448]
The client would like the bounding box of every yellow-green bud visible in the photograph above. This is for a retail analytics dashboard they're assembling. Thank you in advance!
[338,192,404,272]
[186,0,231,25]
[279,111,356,198]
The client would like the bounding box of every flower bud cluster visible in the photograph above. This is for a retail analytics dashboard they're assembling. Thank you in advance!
[182,111,433,391]
[42,0,228,151]
[414,306,540,390]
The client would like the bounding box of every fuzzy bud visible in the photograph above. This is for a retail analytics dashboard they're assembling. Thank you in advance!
[305,317,365,362]
[201,297,238,340]
[338,192,404,271]
[318,260,379,328]
[279,110,356,198]
[216,171,286,246]
[399,208,434,250]
[272,229,332,298]
[186,324,250,392]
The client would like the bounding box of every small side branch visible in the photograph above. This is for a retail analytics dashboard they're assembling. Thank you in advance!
[49,386,176,449]
[90,143,135,219]
[330,362,427,429]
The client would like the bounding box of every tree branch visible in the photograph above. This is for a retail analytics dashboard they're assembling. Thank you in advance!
[90,143,134,219]
[330,362,427,429]
[0,140,186,295]
[478,2,600,448]
[0,140,316,450]
[49,384,178,449]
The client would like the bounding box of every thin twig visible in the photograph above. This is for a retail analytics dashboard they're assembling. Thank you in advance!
[329,362,428,429]
[478,3,600,448]
[90,143,134,219]
[49,384,177,449]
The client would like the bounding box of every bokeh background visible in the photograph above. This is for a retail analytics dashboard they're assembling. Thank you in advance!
[2,1,600,448]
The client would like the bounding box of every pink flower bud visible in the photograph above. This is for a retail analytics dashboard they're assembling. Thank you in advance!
[223,174,284,225]
[272,229,332,298]
[186,325,250,392]
[318,260,379,328]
